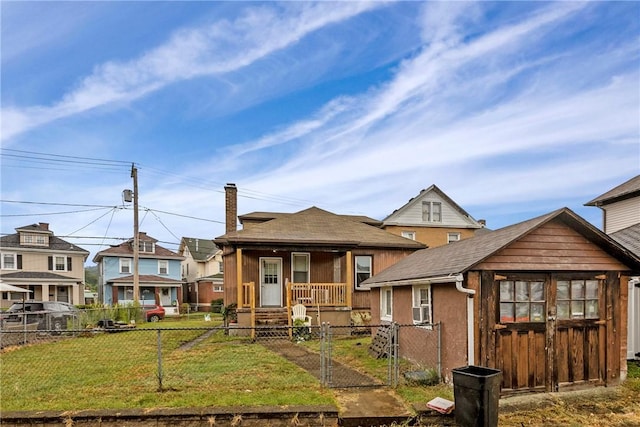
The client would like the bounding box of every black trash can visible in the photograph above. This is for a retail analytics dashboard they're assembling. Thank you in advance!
[452,365,502,427]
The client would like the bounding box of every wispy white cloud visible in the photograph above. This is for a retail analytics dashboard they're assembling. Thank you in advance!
[1,2,385,142]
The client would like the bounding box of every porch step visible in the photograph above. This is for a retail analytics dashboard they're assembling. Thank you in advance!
[254,309,289,326]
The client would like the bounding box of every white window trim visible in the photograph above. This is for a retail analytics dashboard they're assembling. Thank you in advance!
[401,231,416,240]
[422,201,442,223]
[158,260,169,275]
[447,232,461,243]
[291,252,310,283]
[355,255,372,290]
[412,284,433,328]
[1,252,17,270]
[120,258,132,274]
[53,255,68,272]
[380,287,393,322]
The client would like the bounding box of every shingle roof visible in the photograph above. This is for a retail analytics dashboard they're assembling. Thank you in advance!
[238,211,383,227]
[180,237,219,262]
[585,175,640,206]
[108,274,183,285]
[0,271,80,281]
[611,223,640,258]
[363,207,640,287]
[216,206,425,249]
[93,232,182,262]
[0,234,89,254]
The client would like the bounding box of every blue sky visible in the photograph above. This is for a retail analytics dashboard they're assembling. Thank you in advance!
[1,1,639,262]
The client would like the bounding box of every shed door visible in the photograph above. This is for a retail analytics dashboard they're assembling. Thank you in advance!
[494,275,606,393]
[495,278,547,392]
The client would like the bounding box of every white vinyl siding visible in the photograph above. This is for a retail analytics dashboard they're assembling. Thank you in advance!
[384,190,480,228]
[603,198,640,233]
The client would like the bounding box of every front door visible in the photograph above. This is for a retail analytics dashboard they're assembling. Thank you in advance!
[492,274,607,393]
[260,258,282,307]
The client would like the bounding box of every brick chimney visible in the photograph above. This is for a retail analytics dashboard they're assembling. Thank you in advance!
[225,183,238,233]
[478,219,486,227]
[39,222,49,231]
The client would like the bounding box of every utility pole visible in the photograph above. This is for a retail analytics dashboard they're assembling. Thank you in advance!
[131,164,140,303]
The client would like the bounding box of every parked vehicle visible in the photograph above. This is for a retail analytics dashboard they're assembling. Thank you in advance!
[0,301,79,331]
[143,305,165,322]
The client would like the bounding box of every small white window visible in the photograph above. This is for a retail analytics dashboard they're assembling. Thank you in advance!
[447,232,461,243]
[380,287,393,321]
[1,253,17,269]
[158,260,169,275]
[355,256,372,290]
[401,231,416,240]
[120,258,131,274]
[412,285,432,325]
[213,285,223,292]
[292,253,310,283]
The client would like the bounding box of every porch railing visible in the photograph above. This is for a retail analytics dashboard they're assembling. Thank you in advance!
[286,282,349,308]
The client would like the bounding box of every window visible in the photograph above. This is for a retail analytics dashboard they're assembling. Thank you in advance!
[120,258,131,274]
[2,253,17,269]
[158,260,169,275]
[401,231,416,240]
[219,261,224,273]
[380,287,393,321]
[557,279,599,320]
[422,201,442,222]
[139,241,155,253]
[499,280,545,323]
[355,256,372,289]
[20,233,47,246]
[412,285,432,325]
[213,285,223,292]
[23,234,33,244]
[292,253,310,283]
[447,232,461,243]
[36,235,46,245]
[51,255,69,272]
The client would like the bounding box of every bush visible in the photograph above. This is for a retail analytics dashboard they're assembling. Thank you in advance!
[179,303,190,315]
[211,298,224,313]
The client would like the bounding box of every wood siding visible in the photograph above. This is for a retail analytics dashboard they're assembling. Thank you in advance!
[476,219,628,271]
[603,197,640,233]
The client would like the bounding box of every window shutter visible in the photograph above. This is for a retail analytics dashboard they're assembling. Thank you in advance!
[17,255,22,270]
[67,257,72,271]
[48,256,53,271]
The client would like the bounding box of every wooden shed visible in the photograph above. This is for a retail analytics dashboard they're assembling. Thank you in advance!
[363,208,640,394]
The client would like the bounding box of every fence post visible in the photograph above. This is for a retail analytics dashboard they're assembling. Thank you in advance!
[320,322,326,386]
[394,323,400,387]
[157,329,163,391]
[327,323,333,387]
[436,321,442,380]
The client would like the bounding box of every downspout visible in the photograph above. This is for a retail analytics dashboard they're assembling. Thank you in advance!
[454,273,476,365]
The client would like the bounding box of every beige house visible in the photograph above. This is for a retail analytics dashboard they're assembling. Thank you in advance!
[586,174,640,360]
[382,184,487,248]
[178,237,224,311]
[0,223,89,308]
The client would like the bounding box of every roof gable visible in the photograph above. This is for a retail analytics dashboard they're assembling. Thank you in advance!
[93,232,182,263]
[383,184,482,229]
[216,206,424,249]
[585,175,640,206]
[364,208,640,287]
[179,237,220,262]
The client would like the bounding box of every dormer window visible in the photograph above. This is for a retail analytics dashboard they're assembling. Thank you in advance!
[139,241,155,253]
[20,232,48,246]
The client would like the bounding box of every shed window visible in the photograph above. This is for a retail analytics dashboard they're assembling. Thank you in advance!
[499,280,545,323]
[557,280,599,320]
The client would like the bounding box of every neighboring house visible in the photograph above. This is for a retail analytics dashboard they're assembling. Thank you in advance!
[585,174,640,360]
[382,184,487,247]
[178,237,223,312]
[93,232,184,315]
[214,184,425,330]
[363,208,640,394]
[0,223,89,308]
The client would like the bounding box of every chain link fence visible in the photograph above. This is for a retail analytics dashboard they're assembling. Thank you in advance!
[0,320,441,411]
